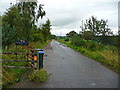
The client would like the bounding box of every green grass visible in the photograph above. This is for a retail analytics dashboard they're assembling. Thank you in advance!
[29,69,48,83]
[57,39,119,73]
[29,40,51,49]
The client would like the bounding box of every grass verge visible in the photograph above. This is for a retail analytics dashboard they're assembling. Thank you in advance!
[57,39,119,74]
[29,69,48,83]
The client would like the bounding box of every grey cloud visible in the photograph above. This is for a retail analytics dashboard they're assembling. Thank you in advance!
[51,14,80,26]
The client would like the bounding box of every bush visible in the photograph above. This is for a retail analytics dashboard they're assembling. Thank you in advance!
[32,33,44,42]
[64,37,69,42]
[29,69,48,83]
[71,36,86,47]
[88,42,97,51]
[97,43,104,51]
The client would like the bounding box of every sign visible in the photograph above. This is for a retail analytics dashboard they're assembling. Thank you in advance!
[34,56,37,61]
[16,39,29,45]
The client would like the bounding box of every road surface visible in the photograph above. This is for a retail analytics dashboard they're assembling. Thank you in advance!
[11,40,118,88]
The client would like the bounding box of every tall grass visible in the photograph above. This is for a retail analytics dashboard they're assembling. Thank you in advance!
[29,69,48,83]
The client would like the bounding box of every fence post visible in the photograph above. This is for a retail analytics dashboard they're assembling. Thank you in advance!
[38,51,44,69]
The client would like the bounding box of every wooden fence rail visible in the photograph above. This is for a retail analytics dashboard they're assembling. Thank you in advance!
[2,59,36,63]
[3,66,36,69]
[2,52,37,55]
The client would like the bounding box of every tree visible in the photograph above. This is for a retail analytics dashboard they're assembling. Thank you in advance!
[2,23,16,47]
[41,19,52,42]
[66,31,78,38]
[17,1,46,24]
[82,31,94,48]
[16,1,46,41]
[98,19,113,44]
[82,31,94,42]
[31,25,44,42]
[2,6,22,39]
[49,34,56,39]
[83,16,98,36]
[2,1,50,47]
[83,16,113,44]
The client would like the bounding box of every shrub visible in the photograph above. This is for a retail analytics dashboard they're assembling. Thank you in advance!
[71,36,86,47]
[64,37,69,42]
[97,43,104,51]
[29,69,48,83]
[88,42,97,51]
[32,33,44,42]
[79,47,86,54]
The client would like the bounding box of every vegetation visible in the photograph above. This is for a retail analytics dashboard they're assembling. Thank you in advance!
[1,0,119,88]
[81,16,113,44]
[29,69,48,83]
[1,1,55,87]
[2,40,51,87]
[57,16,119,73]
[2,1,55,47]
[58,38,119,73]
[66,31,78,38]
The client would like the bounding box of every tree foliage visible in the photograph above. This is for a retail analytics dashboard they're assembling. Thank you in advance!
[82,16,113,44]
[2,1,52,47]
[66,31,78,38]
[2,23,16,46]
[82,31,94,42]
[2,6,22,39]
[41,19,51,42]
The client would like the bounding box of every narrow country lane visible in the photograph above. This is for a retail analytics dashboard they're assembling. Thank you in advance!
[42,40,118,88]
[11,40,118,88]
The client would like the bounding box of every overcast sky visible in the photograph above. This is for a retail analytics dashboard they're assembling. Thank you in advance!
[0,0,119,36]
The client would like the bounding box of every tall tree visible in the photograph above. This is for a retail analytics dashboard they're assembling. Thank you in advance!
[17,1,46,24]
[83,16,113,44]
[83,16,99,36]
[2,6,22,39]
[16,1,46,40]
[41,19,51,42]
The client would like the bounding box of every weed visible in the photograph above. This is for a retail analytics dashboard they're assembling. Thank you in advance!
[29,69,48,83]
